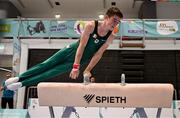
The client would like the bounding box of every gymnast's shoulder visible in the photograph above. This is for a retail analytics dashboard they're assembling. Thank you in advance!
[83,21,95,33]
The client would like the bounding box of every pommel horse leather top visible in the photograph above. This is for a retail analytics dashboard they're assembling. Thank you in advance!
[37,83,173,108]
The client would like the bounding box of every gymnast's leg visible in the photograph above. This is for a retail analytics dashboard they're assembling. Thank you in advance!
[6,62,73,90]
[5,45,76,86]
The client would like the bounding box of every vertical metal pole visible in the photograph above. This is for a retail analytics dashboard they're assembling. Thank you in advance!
[49,106,55,118]
[48,20,52,44]
[156,108,162,118]
[120,20,123,48]
[142,19,145,48]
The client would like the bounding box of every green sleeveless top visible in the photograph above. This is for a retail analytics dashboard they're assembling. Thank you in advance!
[66,20,112,64]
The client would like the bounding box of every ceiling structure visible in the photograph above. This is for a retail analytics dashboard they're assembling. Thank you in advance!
[9,0,143,19]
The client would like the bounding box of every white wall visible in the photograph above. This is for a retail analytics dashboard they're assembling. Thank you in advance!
[0,43,13,55]
[0,10,7,18]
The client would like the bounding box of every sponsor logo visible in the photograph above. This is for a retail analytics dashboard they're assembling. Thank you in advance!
[93,34,97,39]
[0,24,11,32]
[27,21,46,35]
[96,96,126,104]
[83,94,95,103]
[50,22,67,32]
[84,94,126,104]
[157,21,178,35]
[74,21,87,35]
[94,39,99,43]
[128,30,148,34]
[92,34,99,43]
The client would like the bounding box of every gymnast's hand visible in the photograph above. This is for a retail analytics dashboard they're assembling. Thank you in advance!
[70,64,80,79]
[83,71,92,78]
[69,69,79,79]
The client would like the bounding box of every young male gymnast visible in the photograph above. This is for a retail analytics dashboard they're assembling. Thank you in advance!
[4,7,123,90]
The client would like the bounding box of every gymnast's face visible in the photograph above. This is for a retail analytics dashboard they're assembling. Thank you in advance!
[106,15,121,31]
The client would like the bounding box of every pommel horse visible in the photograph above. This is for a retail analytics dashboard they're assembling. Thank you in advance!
[37,83,174,118]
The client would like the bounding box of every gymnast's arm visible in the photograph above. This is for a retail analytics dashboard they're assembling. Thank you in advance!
[69,21,94,79]
[84,33,115,76]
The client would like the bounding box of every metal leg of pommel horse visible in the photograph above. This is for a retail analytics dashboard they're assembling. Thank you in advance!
[49,106,55,118]
[156,108,162,118]
[130,108,161,118]
[130,108,148,118]
[156,88,177,118]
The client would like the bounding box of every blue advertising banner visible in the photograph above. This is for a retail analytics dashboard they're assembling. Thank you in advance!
[0,19,19,37]
[121,20,180,38]
[0,109,28,118]
[20,20,87,38]
[20,20,50,37]
[145,20,180,38]
[50,20,85,37]
[0,19,123,38]
[1,19,180,38]
[120,20,145,37]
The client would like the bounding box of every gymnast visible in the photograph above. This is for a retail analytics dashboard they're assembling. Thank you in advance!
[4,7,123,90]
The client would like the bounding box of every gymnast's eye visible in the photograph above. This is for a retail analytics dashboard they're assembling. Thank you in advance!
[113,16,120,25]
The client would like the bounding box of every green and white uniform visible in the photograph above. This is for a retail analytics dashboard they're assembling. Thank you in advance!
[18,20,112,86]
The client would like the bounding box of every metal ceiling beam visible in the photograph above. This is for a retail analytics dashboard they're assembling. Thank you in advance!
[17,0,25,8]
[48,0,54,8]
